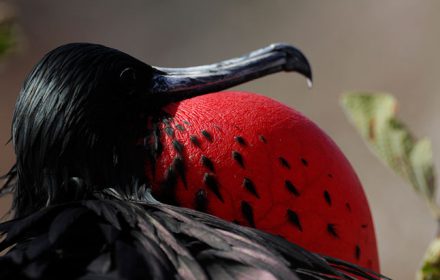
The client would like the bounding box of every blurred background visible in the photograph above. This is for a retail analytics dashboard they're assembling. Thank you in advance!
[1,1,439,279]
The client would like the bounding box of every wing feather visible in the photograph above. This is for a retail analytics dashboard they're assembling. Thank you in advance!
[0,192,388,280]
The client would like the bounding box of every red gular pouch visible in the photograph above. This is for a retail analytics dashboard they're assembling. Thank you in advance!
[147,91,379,273]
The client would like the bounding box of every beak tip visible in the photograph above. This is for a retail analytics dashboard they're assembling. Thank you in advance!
[276,43,312,84]
[306,78,313,89]
[299,65,312,82]
[294,62,313,88]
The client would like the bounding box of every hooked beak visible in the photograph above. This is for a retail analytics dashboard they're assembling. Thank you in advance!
[150,43,312,102]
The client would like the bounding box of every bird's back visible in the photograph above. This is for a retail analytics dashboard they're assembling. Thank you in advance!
[0,189,383,280]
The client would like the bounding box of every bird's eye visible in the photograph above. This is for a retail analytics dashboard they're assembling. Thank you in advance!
[119,67,137,96]
[120,67,136,84]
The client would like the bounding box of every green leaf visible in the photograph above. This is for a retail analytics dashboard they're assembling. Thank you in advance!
[0,23,15,57]
[341,92,439,216]
[0,3,17,58]
[417,237,440,280]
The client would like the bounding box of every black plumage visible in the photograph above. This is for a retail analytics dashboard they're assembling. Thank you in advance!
[0,43,386,279]
[0,190,384,280]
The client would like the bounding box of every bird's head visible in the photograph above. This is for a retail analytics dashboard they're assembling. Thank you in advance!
[9,42,311,217]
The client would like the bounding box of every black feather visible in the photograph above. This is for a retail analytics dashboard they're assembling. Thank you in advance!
[48,207,88,243]
[324,190,332,206]
[189,135,201,148]
[287,209,302,232]
[234,136,246,146]
[232,151,245,168]
[195,189,208,212]
[201,155,215,172]
[241,201,255,228]
[0,196,387,279]
[243,178,259,198]
[201,130,213,142]
[279,157,291,169]
[285,180,300,197]
[203,173,223,202]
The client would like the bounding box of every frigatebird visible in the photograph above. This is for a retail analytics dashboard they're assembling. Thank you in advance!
[0,43,385,279]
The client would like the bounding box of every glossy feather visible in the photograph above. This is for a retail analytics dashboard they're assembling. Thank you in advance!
[0,190,385,280]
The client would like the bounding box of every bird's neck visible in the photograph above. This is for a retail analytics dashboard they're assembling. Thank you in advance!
[13,132,148,217]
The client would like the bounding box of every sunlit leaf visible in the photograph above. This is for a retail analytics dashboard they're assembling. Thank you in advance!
[341,92,438,215]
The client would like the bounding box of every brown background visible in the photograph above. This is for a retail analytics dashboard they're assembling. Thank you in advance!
[1,1,440,279]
